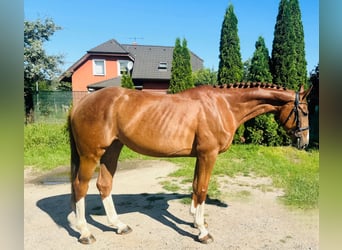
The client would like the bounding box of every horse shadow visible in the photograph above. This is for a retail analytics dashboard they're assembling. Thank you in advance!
[36,192,228,242]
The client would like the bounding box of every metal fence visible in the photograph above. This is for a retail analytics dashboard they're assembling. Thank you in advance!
[32,91,87,123]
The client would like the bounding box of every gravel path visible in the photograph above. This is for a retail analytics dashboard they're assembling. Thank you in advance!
[24,160,318,249]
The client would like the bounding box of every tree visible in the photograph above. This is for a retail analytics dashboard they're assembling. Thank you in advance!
[267,0,308,146]
[24,18,64,123]
[181,39,194,89]
[121,72,135,89]
[217,4,243,84]
[169,38,194,93]
[242,58,251,82]
[271,0,307,89]
[193,68,217,86]
[242,36,282,146]
[238,36,284,146]
[56,81,72,91]
[248,36,273,82]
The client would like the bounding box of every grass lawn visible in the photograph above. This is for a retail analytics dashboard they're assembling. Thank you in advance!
[24,123,319,208]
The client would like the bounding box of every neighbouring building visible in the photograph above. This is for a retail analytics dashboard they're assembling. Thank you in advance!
[59,39,203,103]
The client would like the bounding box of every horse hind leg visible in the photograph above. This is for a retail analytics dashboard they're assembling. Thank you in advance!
[72,156,98,244]
[96,140,132,235]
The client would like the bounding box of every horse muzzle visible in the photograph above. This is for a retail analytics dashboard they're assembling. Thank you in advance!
[295,130,310,149]
[296,138,308,149]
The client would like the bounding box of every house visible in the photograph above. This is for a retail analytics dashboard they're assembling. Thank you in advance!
[59,39,203,103]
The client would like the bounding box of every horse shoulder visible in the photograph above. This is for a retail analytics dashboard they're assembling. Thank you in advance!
[194,96,235,153]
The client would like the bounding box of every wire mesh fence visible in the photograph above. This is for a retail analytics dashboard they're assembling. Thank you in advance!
[32,91,87,123]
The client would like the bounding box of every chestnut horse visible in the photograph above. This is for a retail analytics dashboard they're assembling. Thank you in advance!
[68,83,312,244]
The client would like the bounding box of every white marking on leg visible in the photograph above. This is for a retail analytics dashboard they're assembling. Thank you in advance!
[190,199,199,228]
[75,197,92,238]
[102,196,127,233]
[190,199,196,216]
[195,202,209,239]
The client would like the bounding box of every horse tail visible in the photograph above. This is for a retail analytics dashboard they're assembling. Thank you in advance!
[68,113,79,211]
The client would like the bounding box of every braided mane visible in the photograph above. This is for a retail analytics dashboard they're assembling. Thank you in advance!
[213,82,287,90]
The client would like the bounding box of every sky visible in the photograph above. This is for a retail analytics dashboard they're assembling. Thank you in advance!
[24,0,319,75]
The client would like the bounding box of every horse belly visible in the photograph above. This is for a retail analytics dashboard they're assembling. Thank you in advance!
[116,95,199,157]
[119,125,196,157]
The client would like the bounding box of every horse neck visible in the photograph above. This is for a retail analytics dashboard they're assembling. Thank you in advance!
[222,87,295,126]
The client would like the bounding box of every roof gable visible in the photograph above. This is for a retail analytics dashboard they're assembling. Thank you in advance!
[88,39,128,54]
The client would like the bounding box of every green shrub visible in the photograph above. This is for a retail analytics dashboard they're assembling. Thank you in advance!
[243,114,290,146]
[233,124,245,144]
[121,72,135,89]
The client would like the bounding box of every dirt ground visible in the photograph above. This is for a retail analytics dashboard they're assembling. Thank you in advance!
[24,160,318,250]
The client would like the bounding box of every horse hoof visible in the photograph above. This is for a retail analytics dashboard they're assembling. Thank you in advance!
[199,233,214,244]
[78,234,96,244]
[117,226,132,235]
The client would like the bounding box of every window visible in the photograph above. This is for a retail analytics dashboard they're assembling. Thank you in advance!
[119,60,129,75]
[93,59,105,75]
[158,62,168,71]
[118,60,133,75]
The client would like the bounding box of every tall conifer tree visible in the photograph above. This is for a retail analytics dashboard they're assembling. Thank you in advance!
[169,38,183,93]
[271,0,307,89]
[243,36,284,146]
[290,0,307,86]
[218,4,243,84]
[248,36,273,82]
[181,39,194,89]
[169,38,193,93]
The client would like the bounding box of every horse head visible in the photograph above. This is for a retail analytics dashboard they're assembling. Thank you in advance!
[278,85,313,149]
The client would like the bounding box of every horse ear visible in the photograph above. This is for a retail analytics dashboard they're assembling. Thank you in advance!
[302,85,313,100]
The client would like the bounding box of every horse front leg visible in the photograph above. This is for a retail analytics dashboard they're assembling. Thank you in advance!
[190,160,199,217]
[97,164,132,234]
[96,140,132,235]
[191,152,217,244]
[190,162,207,227]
